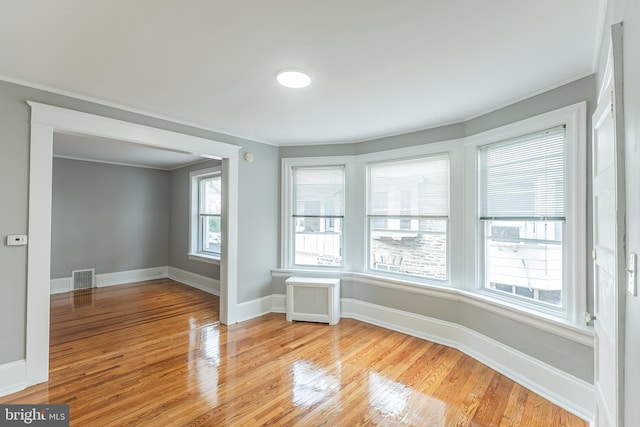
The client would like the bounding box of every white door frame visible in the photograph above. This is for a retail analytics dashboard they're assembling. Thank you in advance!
[26,102,240,386]
[592,22,626,426]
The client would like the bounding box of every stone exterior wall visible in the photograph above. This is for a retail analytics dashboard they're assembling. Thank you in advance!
[371,220,447,280]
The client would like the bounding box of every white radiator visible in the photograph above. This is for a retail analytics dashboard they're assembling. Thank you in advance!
[286,277,340,325]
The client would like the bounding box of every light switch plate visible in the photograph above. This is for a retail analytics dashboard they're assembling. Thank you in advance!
[628,253,637,296]
[6,235,28,246]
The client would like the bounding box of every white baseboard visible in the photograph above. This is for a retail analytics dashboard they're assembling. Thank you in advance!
[0,360,26,398]
[168,266,220,296]
[50,266,169,294]
[50,266,221,296]
[236,295,277,322]
[271,294,286,314]
[235,294,286,322]
[97,267,168,287]
[50,277,70,294]
[340,298,594,422]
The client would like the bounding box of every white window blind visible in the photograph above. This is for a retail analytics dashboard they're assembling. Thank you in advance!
[200,176,221,216]
[292,166,345,217]
[368,155,449,217]
[479,126,565,220]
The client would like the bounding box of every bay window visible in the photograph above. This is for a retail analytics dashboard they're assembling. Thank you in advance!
[280,102,585,325]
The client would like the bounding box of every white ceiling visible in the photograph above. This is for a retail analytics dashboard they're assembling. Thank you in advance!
[0,1,604,147]
[53,133,207,170]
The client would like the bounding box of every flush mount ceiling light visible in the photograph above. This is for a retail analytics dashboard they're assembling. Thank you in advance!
[276,69,311,88]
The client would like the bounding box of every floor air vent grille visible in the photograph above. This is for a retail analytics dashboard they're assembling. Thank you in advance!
[72,268,95,290]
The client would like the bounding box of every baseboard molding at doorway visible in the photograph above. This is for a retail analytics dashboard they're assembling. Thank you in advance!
[167,266,220,296]
[0,359,27,398]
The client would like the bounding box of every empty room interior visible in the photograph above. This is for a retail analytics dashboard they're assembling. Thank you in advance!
[0,1,639,426]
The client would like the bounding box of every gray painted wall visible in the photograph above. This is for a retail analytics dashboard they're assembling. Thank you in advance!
[276,76,597,383]
[237,139,280,302]
[169,159,222,279]
[0,79,279,365]
[597,1,640,425]
[0,82,30,364]
[51,158,170,279]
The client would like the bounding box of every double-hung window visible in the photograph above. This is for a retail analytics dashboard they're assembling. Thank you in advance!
[367,155,450,280]
[190,167,222,261]
[291,166,345,267]
[478,126,566,307]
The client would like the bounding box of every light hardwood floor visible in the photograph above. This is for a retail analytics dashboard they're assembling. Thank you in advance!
[1,279,587,426]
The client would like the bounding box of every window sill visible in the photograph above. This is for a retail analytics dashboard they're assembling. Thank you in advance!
[188,253,221,265]
[271,268,594,347]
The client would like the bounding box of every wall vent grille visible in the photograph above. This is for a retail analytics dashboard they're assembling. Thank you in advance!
[72,268,95,290]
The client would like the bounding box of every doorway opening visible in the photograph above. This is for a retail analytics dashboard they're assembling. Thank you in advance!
[26,102,240,387]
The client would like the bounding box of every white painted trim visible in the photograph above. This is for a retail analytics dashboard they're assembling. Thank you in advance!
[0,74,274,146]
[50,277,70,294]
[96,267,168,287]
[189,166,222,261]
[0,360,27,398]
[464,101,588,326]
[592,0,609,77]
[168,266,220,296]
[50,266,221,296]
[27,121,53,386]
[340,298,595,422]
[271,294,287,314]
[281,156,355,269]
[187,254,221,265]
[231,294,287,322]
[27,101,240,388]
[272,268,594,347]
[235,295,277,322]
[52,154,209,171]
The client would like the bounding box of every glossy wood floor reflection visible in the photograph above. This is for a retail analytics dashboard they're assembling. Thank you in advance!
[1,279,587,426]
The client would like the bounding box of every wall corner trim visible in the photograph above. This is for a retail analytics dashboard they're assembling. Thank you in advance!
[0,360,27,398]
[168,266,220,296]
[235,295,285,323]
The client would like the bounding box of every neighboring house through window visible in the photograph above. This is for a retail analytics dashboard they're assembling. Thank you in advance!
[478,126,566,307]
[367,155,450,280]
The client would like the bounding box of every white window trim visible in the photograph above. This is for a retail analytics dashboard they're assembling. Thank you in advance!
[189,166,222,264]
[364,153,452,284]
[282,157,354,270]
[463,102,587,324]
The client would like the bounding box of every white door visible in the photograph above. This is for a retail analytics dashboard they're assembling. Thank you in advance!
[592,25,626,427]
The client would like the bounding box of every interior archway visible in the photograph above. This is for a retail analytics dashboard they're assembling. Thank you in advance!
[26,102,240,386]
